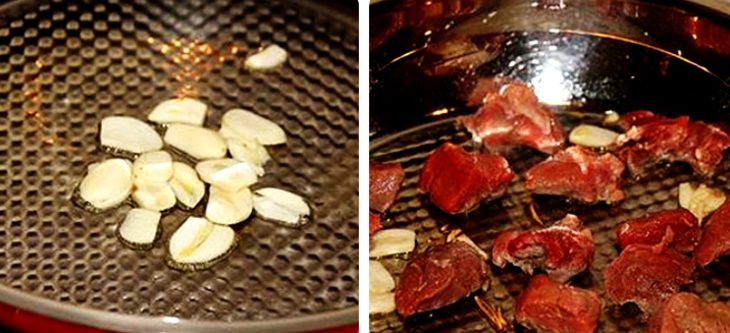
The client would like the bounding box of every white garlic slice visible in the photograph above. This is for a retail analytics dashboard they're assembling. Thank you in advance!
[195,159,258,193]
[164,123,227,160]
[205,186,253,225]
[226,138,270,175]
[569,124,620,148]
[78,159,133,210]
[148,98,207,126]
[132,180,176,211]
[168,216,214,259]
[133,150,173,183]
[221,109,286,145]
[369,229,416,258]
[679,182,726,223]
[117,208,161,249]
[100,116,163,154]
[169,162,206,209]
[170,223,236,268]
[252,188,310,226]
[244,44,288,70]
[369,292,396,315]
[370,261,395,294]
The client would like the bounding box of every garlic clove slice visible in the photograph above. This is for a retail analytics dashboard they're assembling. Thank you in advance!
[78,159,133,211]
[133,150,173,182]
[117,208,161,249]
[244,44,287,70]
[100,116,163,154]
[569,124,620,148]
[226,138,270,175]
[164,123,227,160]
[370,260,395,294]
[221,109,286,145]
[169,162,206,209]
[252,188,310,226]
[205,186,253,225]
[168,223,236,271]
[132,179,177,211]
[679,182,726,223]
[369,228,416,258]
[168,216,214,259]
[195,159,258,193]
[369,292,396,314]
[148,98,207,126]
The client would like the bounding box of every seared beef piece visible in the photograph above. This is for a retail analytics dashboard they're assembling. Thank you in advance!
[604,236,694,316]
[460,81,565,154]
[418,142,514,214]
[614,114,730,176]
[369,211,382,238]
[618,110,667,130]
[370,161,405,212]
[394,240,488,317]
[616,209,699,253]
[515,274,601,333]
[524,146,625,204]
[648,292,730,333]
[491,214,595,283]
[695,199,730,267]
[466,76,512,106]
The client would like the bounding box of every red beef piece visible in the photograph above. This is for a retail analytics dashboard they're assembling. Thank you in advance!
[604,237,694,316]
[695,199,730,267]
[618,110,667,130]
[369,211,382,238]
[524,146,625,204]
[460,81,565,154]
[370,161,405,212]
[615,114,730,176]
[491,214,595,283]
[515,274,601,333]
[418,142,514,214]
[648,292,730,333]
[616,209,699,253]
[394,240,488,317]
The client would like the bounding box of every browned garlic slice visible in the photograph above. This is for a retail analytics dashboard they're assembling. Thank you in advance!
[679,182,726,222]
[252,188,310,226]
[226,138,270,175]
[195,159,258,193]
[164,123,227,160]
[79,159,133,210]
[568,124,619,148]
[132,179,177,211]
[169,217,214,258]
[169,162,206,209]
[168,217,236,270]
[370,261,395,294]
[369,228,416,258]
[244,44,287,70]
[221,109,286,145]
[205,186,253,225]
[100,116,163,154]
[148,98,207,126]
[133,150,173,182]
[117,208,161,249]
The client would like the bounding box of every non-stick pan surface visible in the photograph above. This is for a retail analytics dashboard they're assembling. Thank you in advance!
[370,0,730,332]
[0,0,358,332]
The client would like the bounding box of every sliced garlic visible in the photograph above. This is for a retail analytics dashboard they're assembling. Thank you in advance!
[679,182,726,222]
[132,180,177,211]
[226,138,270,175]
[252,188,310,226]
[569,124,620,148]
[195,159,258,193]
[133,150,173,183]
[100,116,163,154]
[168,216,214,258]
[78,159,133,210]
[205,186,253,225]
[369,228,416,258]
[369,292,396,314]
[244,44,287,70]
[169,162,206,209]
[370,261,395,294]
[168,218,236,271]
[164,123,227,160]
[221,109,286,145]
[148,98,207,126]
[117,208,161,249]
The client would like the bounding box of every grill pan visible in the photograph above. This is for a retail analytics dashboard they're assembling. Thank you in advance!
[370,0,730,332]
[0,0,358,332]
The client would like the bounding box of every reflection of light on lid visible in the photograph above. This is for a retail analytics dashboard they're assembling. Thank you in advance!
[531,62,571,106]
[162,316,180,324]
[429,108,450,116]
